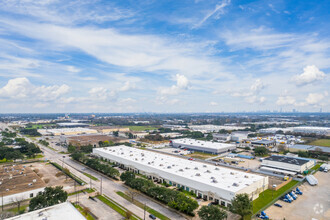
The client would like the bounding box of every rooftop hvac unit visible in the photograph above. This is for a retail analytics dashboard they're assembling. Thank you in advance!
[244,175,249,178]
[195,173,201,176]
[179,169,183,172]
[121,152,124,154]
[185,167,190,169]
[233,183,239,187]
[33,179,37,183]
[210,176,215,179]
[28,183,33,186]
[194,167,198,170]
[206,170,211,173]
[6,189,9,191]
[148,162,151,164]
[212,179,218,183]
[203,165,207,167]
[130,154,133,156]
[230,172,234,175]
[215,167,219,170]
[135,158,138,161]
[167,166,171,169]
[159,164,163,166]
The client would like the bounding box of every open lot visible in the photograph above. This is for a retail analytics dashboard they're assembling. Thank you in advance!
[307,139,330,147]
[265,171,330,220]
[186,152,215,160]
[128,126,158,131]
[30,162,77,193]
[237,158,261,170]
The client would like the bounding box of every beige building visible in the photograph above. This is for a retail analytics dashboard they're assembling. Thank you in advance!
[93,126,130,134]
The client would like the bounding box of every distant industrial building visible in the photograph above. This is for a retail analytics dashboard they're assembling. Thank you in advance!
[38,127,98,136]
[261,155,315,174]
[251,140,276,148]
[93,146,268,206]
[57,122,89,128]
[93,126,130,134]
[7,202,85,220]
[189,125,249,133]
[288,144,330,156]
[170,138,236,154]
[213,133,231,141]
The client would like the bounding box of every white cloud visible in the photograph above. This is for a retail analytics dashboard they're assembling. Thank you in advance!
[305,92,328,105]
[231,79,266,104]
[292,65,326,85]
[210,101,218,106]
[118,81,136,92]
[193,0,231,28]
[159,74,189,96]
[276,95,296,106]
[88,87,116,101]
[0,77,70,101]
[245,96,266,104]
[67,66,81,73]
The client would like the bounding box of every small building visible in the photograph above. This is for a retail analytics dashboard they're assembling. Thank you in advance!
[7,202,86,220]
[251,140,276,148]
[261,155,315,174]
[170,138,236,154]
[213,133,230,141]
[288,144,330,156]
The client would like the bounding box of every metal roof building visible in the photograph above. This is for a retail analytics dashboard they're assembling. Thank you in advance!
[170,138,236,154]
[93,146,268,206]
[261,155,315,174]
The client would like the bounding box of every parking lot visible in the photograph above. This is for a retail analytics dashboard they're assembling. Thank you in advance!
[265,171,330,220]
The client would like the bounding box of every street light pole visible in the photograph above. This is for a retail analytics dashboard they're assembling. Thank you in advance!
[144,203,146,220]
[100,177,102,195]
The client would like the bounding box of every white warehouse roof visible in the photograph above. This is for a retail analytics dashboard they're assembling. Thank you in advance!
[171,138,235,151]
[93,146,267,201]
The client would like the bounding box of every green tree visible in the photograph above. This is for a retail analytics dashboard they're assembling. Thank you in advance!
[120,171,136,183]
[113,131,119,137]
[198,205,227,220]
[206,133,213,141]
[253,147,268,156]
[68,144,76,153]
[29,186,68,211]
[230,193,252,219]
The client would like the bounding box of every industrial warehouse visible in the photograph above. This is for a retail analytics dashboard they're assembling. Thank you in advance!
[170,138,236,154]
[261,155,315,174]
[93,146,268,206]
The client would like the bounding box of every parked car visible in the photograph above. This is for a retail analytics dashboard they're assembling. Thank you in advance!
[149,214,156,219]
[188,158,195,161]
[274,203,282,208]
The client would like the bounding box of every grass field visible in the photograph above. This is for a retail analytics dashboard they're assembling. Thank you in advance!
[26,124,56,129]
[128,126,158,131]
[252,180,299,214]
[7,204,29,213]
[116,191,170,220]
[83,172,99,181]
[185,152,215,159]
[97,195,141,220]
[307,139,330,147]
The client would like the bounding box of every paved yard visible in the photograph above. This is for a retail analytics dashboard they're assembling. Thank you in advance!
[265,171,330,220]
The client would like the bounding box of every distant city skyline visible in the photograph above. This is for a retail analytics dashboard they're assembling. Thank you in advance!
[0,0,329,113]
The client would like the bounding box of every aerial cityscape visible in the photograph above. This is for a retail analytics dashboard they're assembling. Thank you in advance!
[0,1,329,220]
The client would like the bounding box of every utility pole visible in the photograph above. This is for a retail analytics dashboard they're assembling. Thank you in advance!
[90,177,92,190]
[144,203,146,220]
[100,177,102,195]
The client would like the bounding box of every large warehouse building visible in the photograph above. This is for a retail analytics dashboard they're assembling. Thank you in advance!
[170,138,236,154]
[261,155,315,174]
[93,146,268,206]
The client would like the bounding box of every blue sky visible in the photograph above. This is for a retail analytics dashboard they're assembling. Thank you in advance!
[0,0,329,113]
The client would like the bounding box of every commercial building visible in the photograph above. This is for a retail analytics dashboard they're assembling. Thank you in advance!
[251,140,276,148]
[0,165,45,206]
[170,138,236,154]
[93,146,268,206]
[57,122,89,127]
[261,155,315,174]
[38,127,98,136]
[189,125,249,133]
[7,202,85,220]
[288,144,330,156]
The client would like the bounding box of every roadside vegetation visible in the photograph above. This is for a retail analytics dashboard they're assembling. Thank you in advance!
[116,191,170,220]
[305,138,330,147]
[50,162,86,185]
[29,186,68,211]
[120,171,198,216]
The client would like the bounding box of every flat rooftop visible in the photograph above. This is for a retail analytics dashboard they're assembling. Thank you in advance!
[263,155,310,166]
[0,165,46,196]
[39,127,97,134]
[171,138,235,150]
[251,140,275,145]
[94,146,265,193]
[7,202,85,220]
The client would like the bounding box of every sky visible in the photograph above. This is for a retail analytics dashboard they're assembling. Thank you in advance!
[0,0,329,113]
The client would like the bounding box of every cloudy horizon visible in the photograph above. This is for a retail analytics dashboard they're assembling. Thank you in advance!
[0,0,329,113]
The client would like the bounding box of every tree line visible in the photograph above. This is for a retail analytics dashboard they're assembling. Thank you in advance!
[0,138,41,160]
[71,152,119,179]
[120,171,198,216]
